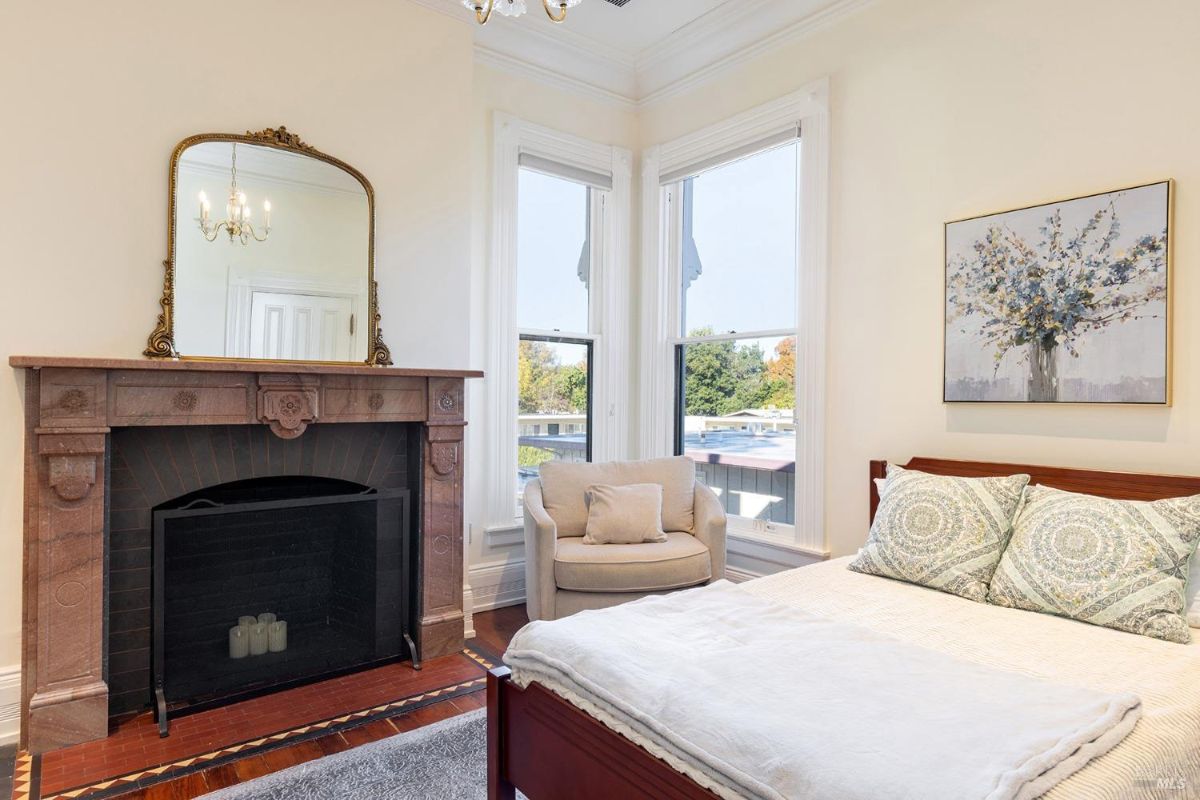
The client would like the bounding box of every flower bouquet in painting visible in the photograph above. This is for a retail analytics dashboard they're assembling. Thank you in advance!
[944,182,1170,403]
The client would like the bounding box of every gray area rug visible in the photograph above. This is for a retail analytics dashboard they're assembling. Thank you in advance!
[200,709,502,800]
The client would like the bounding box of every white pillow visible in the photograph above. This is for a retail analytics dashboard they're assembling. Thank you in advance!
[582,483,668,545]
[1188,552,1200,628]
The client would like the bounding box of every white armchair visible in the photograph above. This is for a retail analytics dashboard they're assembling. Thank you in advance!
[523,456,727,621]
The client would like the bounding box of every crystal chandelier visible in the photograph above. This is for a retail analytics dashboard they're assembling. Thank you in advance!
[463,0,582,25]
[197,143,272,245]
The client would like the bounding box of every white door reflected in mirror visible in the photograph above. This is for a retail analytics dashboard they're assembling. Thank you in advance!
[248,292,356,362]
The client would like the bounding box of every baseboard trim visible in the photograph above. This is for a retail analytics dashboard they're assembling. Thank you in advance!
[0,664,20,746]
[723,566,761,584]
[467,560,526,614]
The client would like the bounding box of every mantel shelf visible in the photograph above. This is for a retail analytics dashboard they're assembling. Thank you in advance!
[9,355,483,379]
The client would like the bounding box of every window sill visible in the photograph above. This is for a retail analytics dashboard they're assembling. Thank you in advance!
[726,523,829,560]
[484,521,524,549]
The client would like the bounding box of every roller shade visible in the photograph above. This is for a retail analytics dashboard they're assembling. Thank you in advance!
[518,152,613,190]
[659,125,801,185]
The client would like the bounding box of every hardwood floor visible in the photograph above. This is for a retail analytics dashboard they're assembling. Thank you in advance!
[21,607,529,800]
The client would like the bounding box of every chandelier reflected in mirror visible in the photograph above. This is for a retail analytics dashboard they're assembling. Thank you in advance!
[197,143,273,245]
[463,0,582,25]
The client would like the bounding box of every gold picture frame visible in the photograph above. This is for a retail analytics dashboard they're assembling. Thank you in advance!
[144,125,393,365]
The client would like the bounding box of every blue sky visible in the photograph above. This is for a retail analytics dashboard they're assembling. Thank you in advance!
[515,142,799,369]
[686,142,798,336]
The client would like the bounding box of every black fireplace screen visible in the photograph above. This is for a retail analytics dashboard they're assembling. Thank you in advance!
[151,476,414,734]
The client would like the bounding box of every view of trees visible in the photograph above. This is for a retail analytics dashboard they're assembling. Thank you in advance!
[517,340,588,469]
[683,329,796,417]
[517,339,588,414]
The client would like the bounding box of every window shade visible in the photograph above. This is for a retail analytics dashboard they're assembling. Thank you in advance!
[518,152,613,191]
[659,125,801,185]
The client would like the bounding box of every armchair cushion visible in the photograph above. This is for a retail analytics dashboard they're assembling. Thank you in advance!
[540,456,697,538]
[583,483,668,545]
[554,532,712,593]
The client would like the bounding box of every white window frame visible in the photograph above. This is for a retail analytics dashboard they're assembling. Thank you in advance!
[486,113,632,532]
[639,80,830,557]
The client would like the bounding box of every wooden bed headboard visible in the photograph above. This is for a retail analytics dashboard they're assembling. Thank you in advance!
[869,457,1200,525]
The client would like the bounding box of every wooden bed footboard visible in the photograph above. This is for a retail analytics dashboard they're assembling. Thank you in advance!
[487,667,720,800]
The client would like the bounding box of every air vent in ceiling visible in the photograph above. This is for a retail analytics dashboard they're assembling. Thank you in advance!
[602,0,634,6]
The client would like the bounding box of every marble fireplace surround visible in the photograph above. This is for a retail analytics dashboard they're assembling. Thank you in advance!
[10,356,482,753]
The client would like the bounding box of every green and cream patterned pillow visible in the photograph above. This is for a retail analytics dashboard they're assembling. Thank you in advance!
[848,466,1029,602]
[988,486,1200,643]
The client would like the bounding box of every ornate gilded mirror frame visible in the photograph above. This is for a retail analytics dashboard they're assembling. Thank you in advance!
[145,126,393,365]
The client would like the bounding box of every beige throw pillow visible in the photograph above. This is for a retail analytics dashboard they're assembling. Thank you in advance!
[583,483,668,545]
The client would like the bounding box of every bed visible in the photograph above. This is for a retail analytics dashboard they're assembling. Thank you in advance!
[486,457,1200,799]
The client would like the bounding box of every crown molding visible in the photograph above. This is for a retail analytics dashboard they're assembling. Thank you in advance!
[407,0,872,108]
[636,0,875,106]
[475,47,637,109]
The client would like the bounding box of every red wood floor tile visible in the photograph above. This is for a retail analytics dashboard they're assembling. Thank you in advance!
[39,651,486,795]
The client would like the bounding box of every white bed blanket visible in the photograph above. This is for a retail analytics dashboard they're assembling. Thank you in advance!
[505,578,1142,800]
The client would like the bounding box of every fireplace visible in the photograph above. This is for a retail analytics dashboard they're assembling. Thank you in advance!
[150,475,415,733]
[13,357,479,753]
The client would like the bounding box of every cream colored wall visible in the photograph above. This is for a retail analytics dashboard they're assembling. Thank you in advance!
[0,0,475,668]
[638,0,1200,558]
[465,66,639,613]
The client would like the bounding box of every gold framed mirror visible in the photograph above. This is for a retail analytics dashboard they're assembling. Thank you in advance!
[145,126,392,365]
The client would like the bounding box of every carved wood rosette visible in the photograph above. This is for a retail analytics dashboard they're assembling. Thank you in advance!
[256,376,320,439]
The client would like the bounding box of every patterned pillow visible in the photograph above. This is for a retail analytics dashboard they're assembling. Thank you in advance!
[1189,552,1200,628]
[849,466,1029,602]
[988,486,1200,643]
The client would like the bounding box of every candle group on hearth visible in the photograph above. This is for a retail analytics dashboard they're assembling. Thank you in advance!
[229,612,288,659]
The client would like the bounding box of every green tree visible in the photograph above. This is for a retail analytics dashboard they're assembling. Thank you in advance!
[684,331,798,416]
[517,340,588,414]
[683,328,740,416]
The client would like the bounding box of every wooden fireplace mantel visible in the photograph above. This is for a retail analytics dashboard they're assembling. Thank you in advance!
[11,356,482,753]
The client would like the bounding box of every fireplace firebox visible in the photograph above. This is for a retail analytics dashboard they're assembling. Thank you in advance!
[151,476,416,735]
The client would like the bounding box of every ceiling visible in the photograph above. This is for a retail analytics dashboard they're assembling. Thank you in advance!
[412,0,872,107]
[548,0,732,56]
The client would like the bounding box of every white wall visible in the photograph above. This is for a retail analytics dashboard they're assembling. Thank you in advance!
[638,0,1200,558]
[0,0,475,683]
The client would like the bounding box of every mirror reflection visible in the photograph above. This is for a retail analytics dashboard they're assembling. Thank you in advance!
[173,141,370,361]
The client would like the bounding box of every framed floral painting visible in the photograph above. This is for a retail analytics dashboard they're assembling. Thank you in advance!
[944,181,1171,404]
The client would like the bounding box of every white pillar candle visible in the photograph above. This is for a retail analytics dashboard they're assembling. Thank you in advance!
[249,623,269,656]
[268,620,288,653]
[258,612,277,625]
[229,626,249,659]
[238,615,257,628]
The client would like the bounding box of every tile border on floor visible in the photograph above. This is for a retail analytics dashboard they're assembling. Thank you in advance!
[27,649,496,800]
